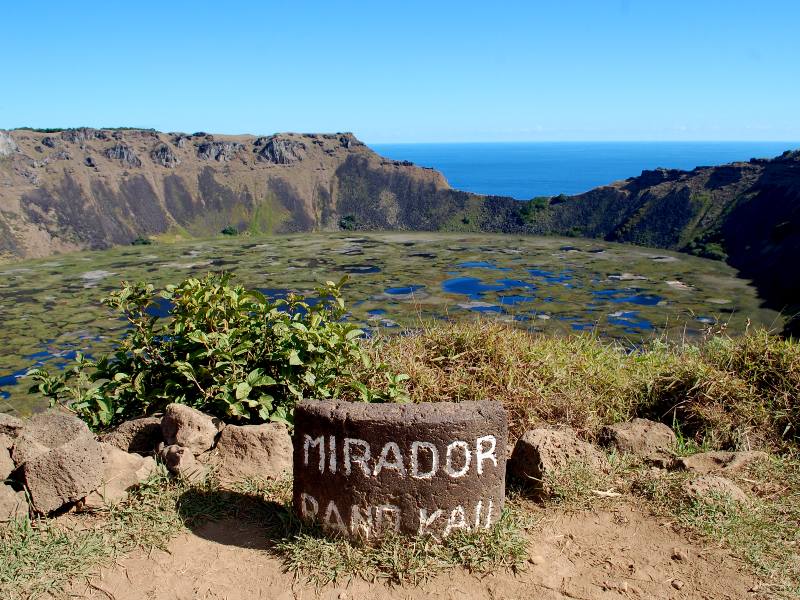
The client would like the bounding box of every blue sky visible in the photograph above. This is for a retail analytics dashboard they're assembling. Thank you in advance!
[2,1,798,142]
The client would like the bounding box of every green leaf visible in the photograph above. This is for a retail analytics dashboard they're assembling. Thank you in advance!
[288,350,303,366]
[235,381,252,400]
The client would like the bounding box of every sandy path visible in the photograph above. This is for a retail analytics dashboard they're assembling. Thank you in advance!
[71,504,757,600]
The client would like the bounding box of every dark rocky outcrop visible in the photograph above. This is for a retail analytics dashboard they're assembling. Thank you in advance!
[104,143,142,167]
[197,141,243,162]
[150,143,180,168]
[257,137,306,164]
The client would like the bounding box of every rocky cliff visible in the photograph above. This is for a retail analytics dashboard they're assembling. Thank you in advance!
[1,129,798,328]
[0,128,449,259]
[520,151,800,322]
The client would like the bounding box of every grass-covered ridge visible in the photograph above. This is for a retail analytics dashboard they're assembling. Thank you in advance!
[359,321,799,451]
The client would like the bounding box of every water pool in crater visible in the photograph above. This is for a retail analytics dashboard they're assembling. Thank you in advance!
[0,232,778,414]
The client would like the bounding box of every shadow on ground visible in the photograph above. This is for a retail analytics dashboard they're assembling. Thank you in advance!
[175,487,300,551]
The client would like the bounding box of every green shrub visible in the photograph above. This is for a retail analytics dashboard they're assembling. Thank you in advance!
[28,274,401,430]
[220,226,239,236]
[131,236,153,246]
[339,215,358,230]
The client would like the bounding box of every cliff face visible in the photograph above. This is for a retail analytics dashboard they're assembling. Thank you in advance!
[1,129,798,326]
[525,151,800,316]
[0,128,449,259]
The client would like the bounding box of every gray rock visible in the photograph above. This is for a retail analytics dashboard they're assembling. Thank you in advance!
[101,416,163,454]
[22,437,105,514]
[60,127,103,144]
[45,150,71,163]
[11,410,94,467]
[673,451,768,475]
[104,143,142,167]
[41,136,59,148]
[196,141,243,162]
[0,485,28,521]
[0,412,23,438]
[0,130,19,157]
[257,137,306,164]
[82,443,157,509]
[600,418,676,460]
[84,156,97,168]
[159,444,207,482]
[150,143,180,168]
[683,475,749,504]
[161,404,223,456]
[210,423,292,482]
[1,434,14,480]
[510,428,607,495]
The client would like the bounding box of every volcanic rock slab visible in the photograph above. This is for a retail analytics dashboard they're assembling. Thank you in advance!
[292,400,507,540]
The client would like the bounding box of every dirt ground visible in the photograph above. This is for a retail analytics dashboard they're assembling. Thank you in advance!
[70,502,760,600]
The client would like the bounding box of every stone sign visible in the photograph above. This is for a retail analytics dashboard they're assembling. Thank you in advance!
[292,400,507,540]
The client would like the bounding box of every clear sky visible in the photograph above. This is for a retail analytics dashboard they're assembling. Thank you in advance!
[2,0,798,142]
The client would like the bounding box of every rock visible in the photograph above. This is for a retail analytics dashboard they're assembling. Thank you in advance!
[11,410,94,467]
[84,156,97,168]
[0,130,19,157]
[671,579,685,590]
[1,434,14,480]
[0,412,23,438]
[293,400,508,539]
[257,137,306,164]
[683,475,749,504]
[210,423,292,482]
[104,144,142,167]
[158,444,207,482]
[22,437,105,514]
[60,127,103,144]
[600,418,676,460]
[196,141,243,162]
[0,485,28,521]
[671,547,689,561]
[46,150,71,163]
[161,404,223,456]
[82,443,157,509]
[40,136,59,148]
[510,428,606,495]
[101,416,162,454]
[150,143,180,168]
[673,451,768,475]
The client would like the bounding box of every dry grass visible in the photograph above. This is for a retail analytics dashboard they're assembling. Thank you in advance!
[354,320,800,450]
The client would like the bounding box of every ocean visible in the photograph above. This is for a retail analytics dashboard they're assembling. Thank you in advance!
[370,141,799,200]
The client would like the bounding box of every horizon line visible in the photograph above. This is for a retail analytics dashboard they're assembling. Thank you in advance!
[366,139,800,145]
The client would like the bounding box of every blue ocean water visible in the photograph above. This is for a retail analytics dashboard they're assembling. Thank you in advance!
[371,142,799,199]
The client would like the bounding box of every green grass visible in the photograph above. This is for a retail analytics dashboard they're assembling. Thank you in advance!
[629,454,800,597]
[0,466,185,599]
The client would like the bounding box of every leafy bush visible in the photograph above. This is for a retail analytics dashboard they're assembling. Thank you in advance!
[339,215,359,230]
[519,197,549,224]
[28,274,402,430]
[131,236,153,246]
[220,226,239,236]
